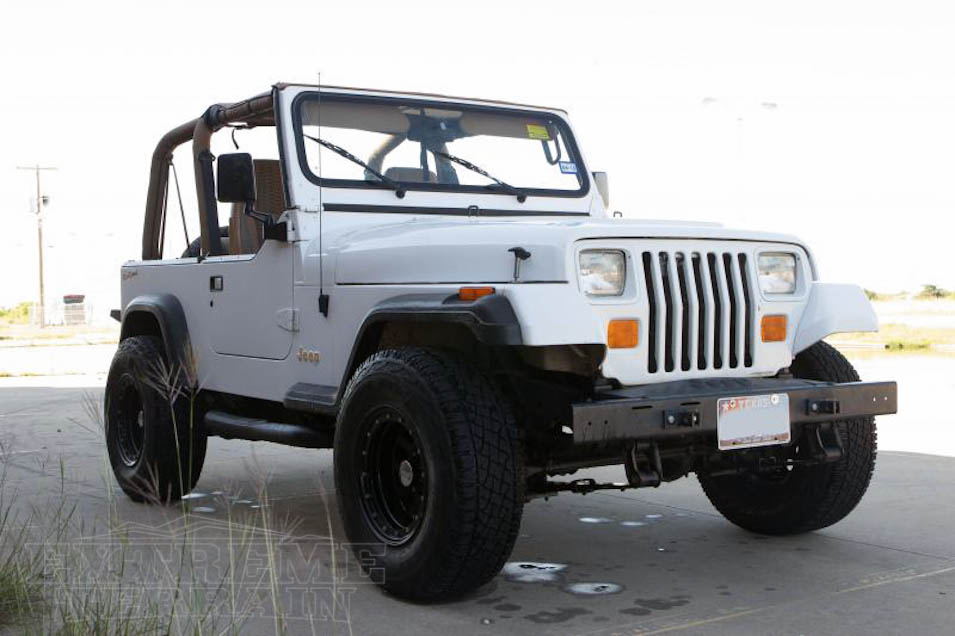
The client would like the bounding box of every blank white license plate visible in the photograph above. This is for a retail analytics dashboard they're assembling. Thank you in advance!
[717,393,791,451]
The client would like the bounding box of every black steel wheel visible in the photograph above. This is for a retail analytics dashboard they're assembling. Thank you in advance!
[334,347,524,602]
[112,375,146,467]
[359,407,428,545]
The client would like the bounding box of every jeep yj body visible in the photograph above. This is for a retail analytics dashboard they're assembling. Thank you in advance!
[107,84,897,601]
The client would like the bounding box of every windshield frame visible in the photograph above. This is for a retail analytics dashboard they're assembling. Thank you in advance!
[291,91,591,200]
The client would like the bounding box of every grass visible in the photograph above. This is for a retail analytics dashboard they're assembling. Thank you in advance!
[828,323,955,351]
[0,463,46,629]
[0,350,353,635]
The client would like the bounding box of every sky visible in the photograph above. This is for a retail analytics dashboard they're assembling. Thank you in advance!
[2,0,954,320]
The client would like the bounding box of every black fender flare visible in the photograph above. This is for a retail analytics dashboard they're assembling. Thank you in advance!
[360,292,522,345]
[283,293,523,415]
[346,292,523,375]
[119,294,192,372]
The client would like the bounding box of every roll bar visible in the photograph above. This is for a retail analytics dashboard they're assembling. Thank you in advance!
[141,92,275,260]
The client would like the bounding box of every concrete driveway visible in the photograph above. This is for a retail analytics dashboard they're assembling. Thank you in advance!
[0,353,953,634]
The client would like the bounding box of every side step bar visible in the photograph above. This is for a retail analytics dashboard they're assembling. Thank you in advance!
[204,410,333,448]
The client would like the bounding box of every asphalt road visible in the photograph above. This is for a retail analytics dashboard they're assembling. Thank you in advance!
[0,353,953,634]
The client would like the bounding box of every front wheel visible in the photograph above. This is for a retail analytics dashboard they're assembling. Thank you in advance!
[699,341,877,535]
[334,348,524,602]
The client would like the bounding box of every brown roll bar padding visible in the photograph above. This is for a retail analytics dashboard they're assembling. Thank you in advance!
[142,118,199,260]
[192,117,220,256]
[141,92,275,260]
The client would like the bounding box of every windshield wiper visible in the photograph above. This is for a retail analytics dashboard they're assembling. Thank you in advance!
[432,150,528,203]
[303,134,405,198]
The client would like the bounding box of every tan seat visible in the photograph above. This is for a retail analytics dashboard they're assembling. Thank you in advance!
[384,166,438,183]
[229,159,286,254]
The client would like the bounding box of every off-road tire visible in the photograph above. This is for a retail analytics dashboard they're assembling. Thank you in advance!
[699,341,877,534]
[105,335,206,503]
[334,347,524,602]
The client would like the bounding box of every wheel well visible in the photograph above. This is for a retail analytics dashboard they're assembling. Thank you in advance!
[350,320,480,379]
[348,318,604,380]
[120,311,163,342]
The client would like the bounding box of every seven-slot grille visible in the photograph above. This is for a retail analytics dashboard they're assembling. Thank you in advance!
[641,250,755,374]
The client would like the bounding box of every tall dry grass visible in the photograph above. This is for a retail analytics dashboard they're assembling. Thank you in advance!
[0,346,353,635]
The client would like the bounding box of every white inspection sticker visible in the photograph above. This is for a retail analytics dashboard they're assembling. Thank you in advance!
[559,161,578,174]
[717,393,791,451]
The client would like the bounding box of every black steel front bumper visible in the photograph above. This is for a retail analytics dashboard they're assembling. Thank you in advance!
[572,377,897,445]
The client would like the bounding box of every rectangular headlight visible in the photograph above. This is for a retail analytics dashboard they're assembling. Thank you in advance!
[579,250,626,296]
[758,253,797,294]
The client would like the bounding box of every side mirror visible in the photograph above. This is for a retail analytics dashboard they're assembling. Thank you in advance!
[216,153,256,203]
[592,171,610,208]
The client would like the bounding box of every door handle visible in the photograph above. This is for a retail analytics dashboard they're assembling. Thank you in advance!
[210,276,223,291]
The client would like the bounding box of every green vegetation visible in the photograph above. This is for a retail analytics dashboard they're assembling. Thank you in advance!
[0,302,32,324]
[883,340,930,351]
[917,284,955,300]
[0,456,45,629]
[828,323,955,352]
[862,287,955,301]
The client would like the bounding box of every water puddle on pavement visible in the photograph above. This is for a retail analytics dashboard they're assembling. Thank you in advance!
[192,506,216,513]
[181,492,208,500]
[620,521,647,527]
[502,562,568,583]
[563,582,624,596]
[578,516,613,524]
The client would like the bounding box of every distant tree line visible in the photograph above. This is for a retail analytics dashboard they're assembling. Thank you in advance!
[917,284,953,299]
[860,286,952,301]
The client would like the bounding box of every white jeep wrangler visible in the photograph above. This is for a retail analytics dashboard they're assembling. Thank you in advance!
[106,83,897,601]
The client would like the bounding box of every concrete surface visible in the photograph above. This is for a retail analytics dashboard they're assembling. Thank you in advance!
[0,352,953,634]
[0,342,114,377]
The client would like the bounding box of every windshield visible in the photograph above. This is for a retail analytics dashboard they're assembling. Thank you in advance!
[294,93,587,198]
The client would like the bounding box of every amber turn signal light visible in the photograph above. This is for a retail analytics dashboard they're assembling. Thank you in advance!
[761,314,787,342]
[608,319,639,349]
[458,286,495,301]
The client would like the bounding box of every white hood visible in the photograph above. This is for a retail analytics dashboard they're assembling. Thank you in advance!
[332,216,808,285]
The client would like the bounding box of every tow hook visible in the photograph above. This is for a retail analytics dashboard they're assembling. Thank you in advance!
[808,422,845,463]
[625,441,663,488]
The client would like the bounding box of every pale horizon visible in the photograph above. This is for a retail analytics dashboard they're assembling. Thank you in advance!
[3,1,954,318]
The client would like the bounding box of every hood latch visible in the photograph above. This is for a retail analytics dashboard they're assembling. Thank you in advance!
[508,246,532,282]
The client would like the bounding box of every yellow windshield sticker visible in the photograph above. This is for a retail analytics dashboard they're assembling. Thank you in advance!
[526,124,551,140]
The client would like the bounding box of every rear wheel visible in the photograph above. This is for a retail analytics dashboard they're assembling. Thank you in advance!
[699,341,877,534]
[105,336,206,503]
[334,348,524,601]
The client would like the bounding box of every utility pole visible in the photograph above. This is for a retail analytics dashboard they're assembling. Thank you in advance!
[16,164,57,327]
